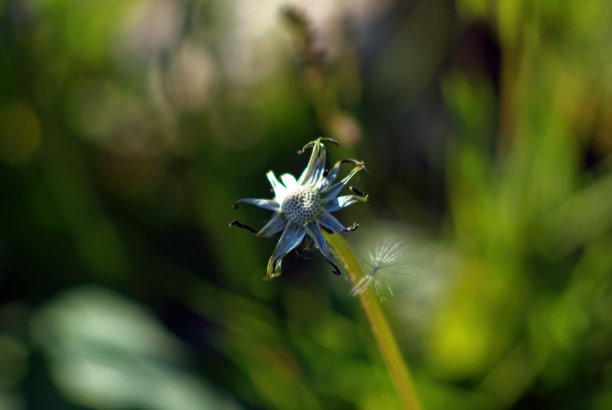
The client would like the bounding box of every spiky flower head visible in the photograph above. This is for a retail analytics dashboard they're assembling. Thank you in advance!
[231,138,367,280]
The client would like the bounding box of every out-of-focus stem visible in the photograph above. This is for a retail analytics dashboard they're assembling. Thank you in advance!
[323,231,423,410]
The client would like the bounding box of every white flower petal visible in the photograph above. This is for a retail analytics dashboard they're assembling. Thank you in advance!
[322,165,364,201]
[306,223,331,259]
[318,159,364,190]
[318,212,346,232]
[323,195,361,212]
[235,198,280,211]
[306,223,342,275]
[280,173,297,189]
[257,213,287,238]
[266,171,286,197]
[297,141,326,185]
[317,160,342,190]
[267,223,306,277]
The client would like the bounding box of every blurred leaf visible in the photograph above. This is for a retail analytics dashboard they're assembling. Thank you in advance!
[31,286,240,410]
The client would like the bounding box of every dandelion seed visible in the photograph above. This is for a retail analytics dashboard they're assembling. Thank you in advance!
[351,240,411,301]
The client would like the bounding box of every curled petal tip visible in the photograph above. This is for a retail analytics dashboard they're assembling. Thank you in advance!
[298,137,340,155]
[340,159,366,168]
[297,140,315,155]
[229,220,258,234]
[341,223,359,233]
[323,137,340,148]
[330,260,342,275]
[348,186,368,198]
[266,257,278,280]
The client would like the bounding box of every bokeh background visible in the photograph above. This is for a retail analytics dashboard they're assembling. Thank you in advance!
[1,0,612,409]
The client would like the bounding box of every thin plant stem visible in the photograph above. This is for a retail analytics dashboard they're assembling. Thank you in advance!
[324,231,423,410]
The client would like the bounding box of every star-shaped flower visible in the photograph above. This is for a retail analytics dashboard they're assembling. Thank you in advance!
[231,138,367,280]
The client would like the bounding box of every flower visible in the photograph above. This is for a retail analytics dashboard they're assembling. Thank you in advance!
[231,138,367,280]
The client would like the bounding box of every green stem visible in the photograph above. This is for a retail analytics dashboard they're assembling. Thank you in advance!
[324,231,423,410]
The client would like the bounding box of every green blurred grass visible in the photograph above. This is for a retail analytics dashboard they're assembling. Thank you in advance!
[0,0,611,409]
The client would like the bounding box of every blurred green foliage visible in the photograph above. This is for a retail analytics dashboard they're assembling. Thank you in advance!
[1,0,611,409]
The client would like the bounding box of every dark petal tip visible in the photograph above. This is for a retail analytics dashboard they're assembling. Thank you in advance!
[340,159,367,172]
[298,140,316,155]
[322,138,340,148]
[229,220,259,235]
[348,186,368,198]
[341,159,359,165]
[299,138,339,155]
[319,224,334,234]
[331,263,342,276]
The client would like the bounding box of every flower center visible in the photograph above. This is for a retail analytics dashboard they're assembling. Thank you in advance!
[281,186,321,225]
